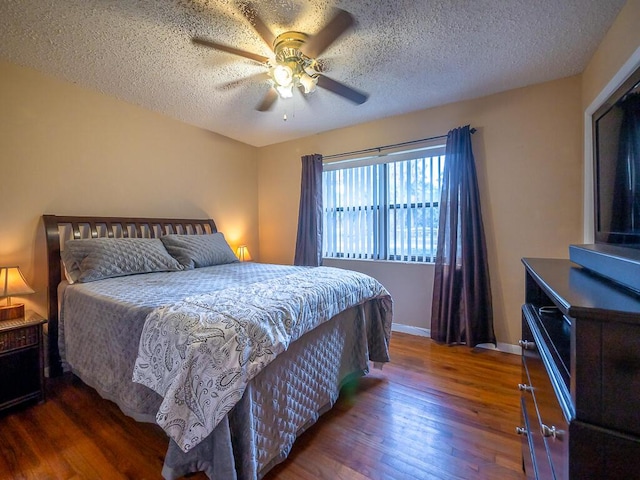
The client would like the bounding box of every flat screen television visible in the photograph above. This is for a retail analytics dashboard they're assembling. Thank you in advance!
[570,64,640,294]
[593,65,640,247]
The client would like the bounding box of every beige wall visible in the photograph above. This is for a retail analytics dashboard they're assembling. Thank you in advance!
[9,0,636,347]
[258,75,583,346]
[0,60,258,318]
[582,0,640,110]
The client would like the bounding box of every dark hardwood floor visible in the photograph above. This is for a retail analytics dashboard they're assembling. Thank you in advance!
[0,333,524,480]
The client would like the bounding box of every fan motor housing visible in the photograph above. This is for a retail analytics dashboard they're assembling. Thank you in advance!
[274,31,309,63]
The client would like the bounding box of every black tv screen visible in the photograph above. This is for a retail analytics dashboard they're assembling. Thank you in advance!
[594,65,640,248]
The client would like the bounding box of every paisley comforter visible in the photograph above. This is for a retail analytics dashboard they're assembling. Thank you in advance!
[132,266,391,453]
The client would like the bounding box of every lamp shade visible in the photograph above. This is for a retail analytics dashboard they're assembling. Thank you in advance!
[1,266,35,299]
[236,245,252,262]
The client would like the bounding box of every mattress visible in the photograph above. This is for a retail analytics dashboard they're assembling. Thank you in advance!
[58,262,392,478]
[59,263,311,418]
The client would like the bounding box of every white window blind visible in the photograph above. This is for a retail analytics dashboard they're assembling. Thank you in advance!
[323,146,446,262]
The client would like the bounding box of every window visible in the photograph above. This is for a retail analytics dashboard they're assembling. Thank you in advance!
[323,145,446,263]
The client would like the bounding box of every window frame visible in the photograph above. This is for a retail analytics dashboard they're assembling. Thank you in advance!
[322,143,446,264]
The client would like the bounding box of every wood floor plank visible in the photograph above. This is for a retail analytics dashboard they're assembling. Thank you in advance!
[0,332,524,479]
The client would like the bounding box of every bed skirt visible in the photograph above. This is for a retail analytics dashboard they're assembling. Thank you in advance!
[162,302,372,479]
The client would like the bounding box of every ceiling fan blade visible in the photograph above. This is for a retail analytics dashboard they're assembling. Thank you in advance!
[316,75,368,105]
[216,72,271,91]
[301,9,354,59]
[257,88,278,111]
[192,37,269,64]
[239,2,275,50]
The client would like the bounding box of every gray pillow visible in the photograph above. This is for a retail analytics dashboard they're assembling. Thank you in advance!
[160,233,239,269]
[62,237,183,283]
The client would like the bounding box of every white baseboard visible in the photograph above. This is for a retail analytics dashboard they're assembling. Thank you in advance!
[391,323,431,337]
[391,323,520,355]
[498,342,522,355]
[476,342,521,355]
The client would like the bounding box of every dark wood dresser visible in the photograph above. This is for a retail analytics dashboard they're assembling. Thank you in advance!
[519,258,640,479]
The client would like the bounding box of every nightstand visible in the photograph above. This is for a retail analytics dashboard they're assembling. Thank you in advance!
[0,310,47,413]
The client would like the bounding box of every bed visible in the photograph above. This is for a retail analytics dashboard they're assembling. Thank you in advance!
[43,214,393,479]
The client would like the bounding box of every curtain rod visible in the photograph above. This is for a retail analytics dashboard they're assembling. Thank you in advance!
[322,127,476,161]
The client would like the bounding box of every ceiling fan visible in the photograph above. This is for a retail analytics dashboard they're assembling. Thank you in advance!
[192,4,368,112]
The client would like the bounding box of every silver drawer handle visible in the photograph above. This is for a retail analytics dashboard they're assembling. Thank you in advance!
[518,340,536,350]
[541,424,563,440]
[518,383,533,392]
[516,427,528,436]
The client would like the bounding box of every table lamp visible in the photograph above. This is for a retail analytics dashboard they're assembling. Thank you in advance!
[236,245,252,262]
[0,266,35,321]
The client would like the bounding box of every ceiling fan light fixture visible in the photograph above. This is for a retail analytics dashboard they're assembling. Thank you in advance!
[276,84,294,98]
[268,31,322,100]
[272,64,294,87]
[299,72,318,94]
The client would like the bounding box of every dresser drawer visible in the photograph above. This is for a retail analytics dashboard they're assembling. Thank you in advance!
[520,396,536,480]
[522,352,555,480]
[527,348,569,479]
[0,325,39,353]
[522,308,572,479]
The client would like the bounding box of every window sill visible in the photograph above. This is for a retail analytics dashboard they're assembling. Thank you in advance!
[322,257,435,266]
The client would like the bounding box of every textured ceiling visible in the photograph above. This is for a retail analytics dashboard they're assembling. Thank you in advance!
[0,0,626,147]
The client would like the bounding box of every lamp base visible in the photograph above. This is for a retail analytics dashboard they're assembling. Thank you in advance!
[0,303,25,321]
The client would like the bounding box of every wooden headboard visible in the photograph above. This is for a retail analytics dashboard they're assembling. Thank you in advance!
[42,214,218,377]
